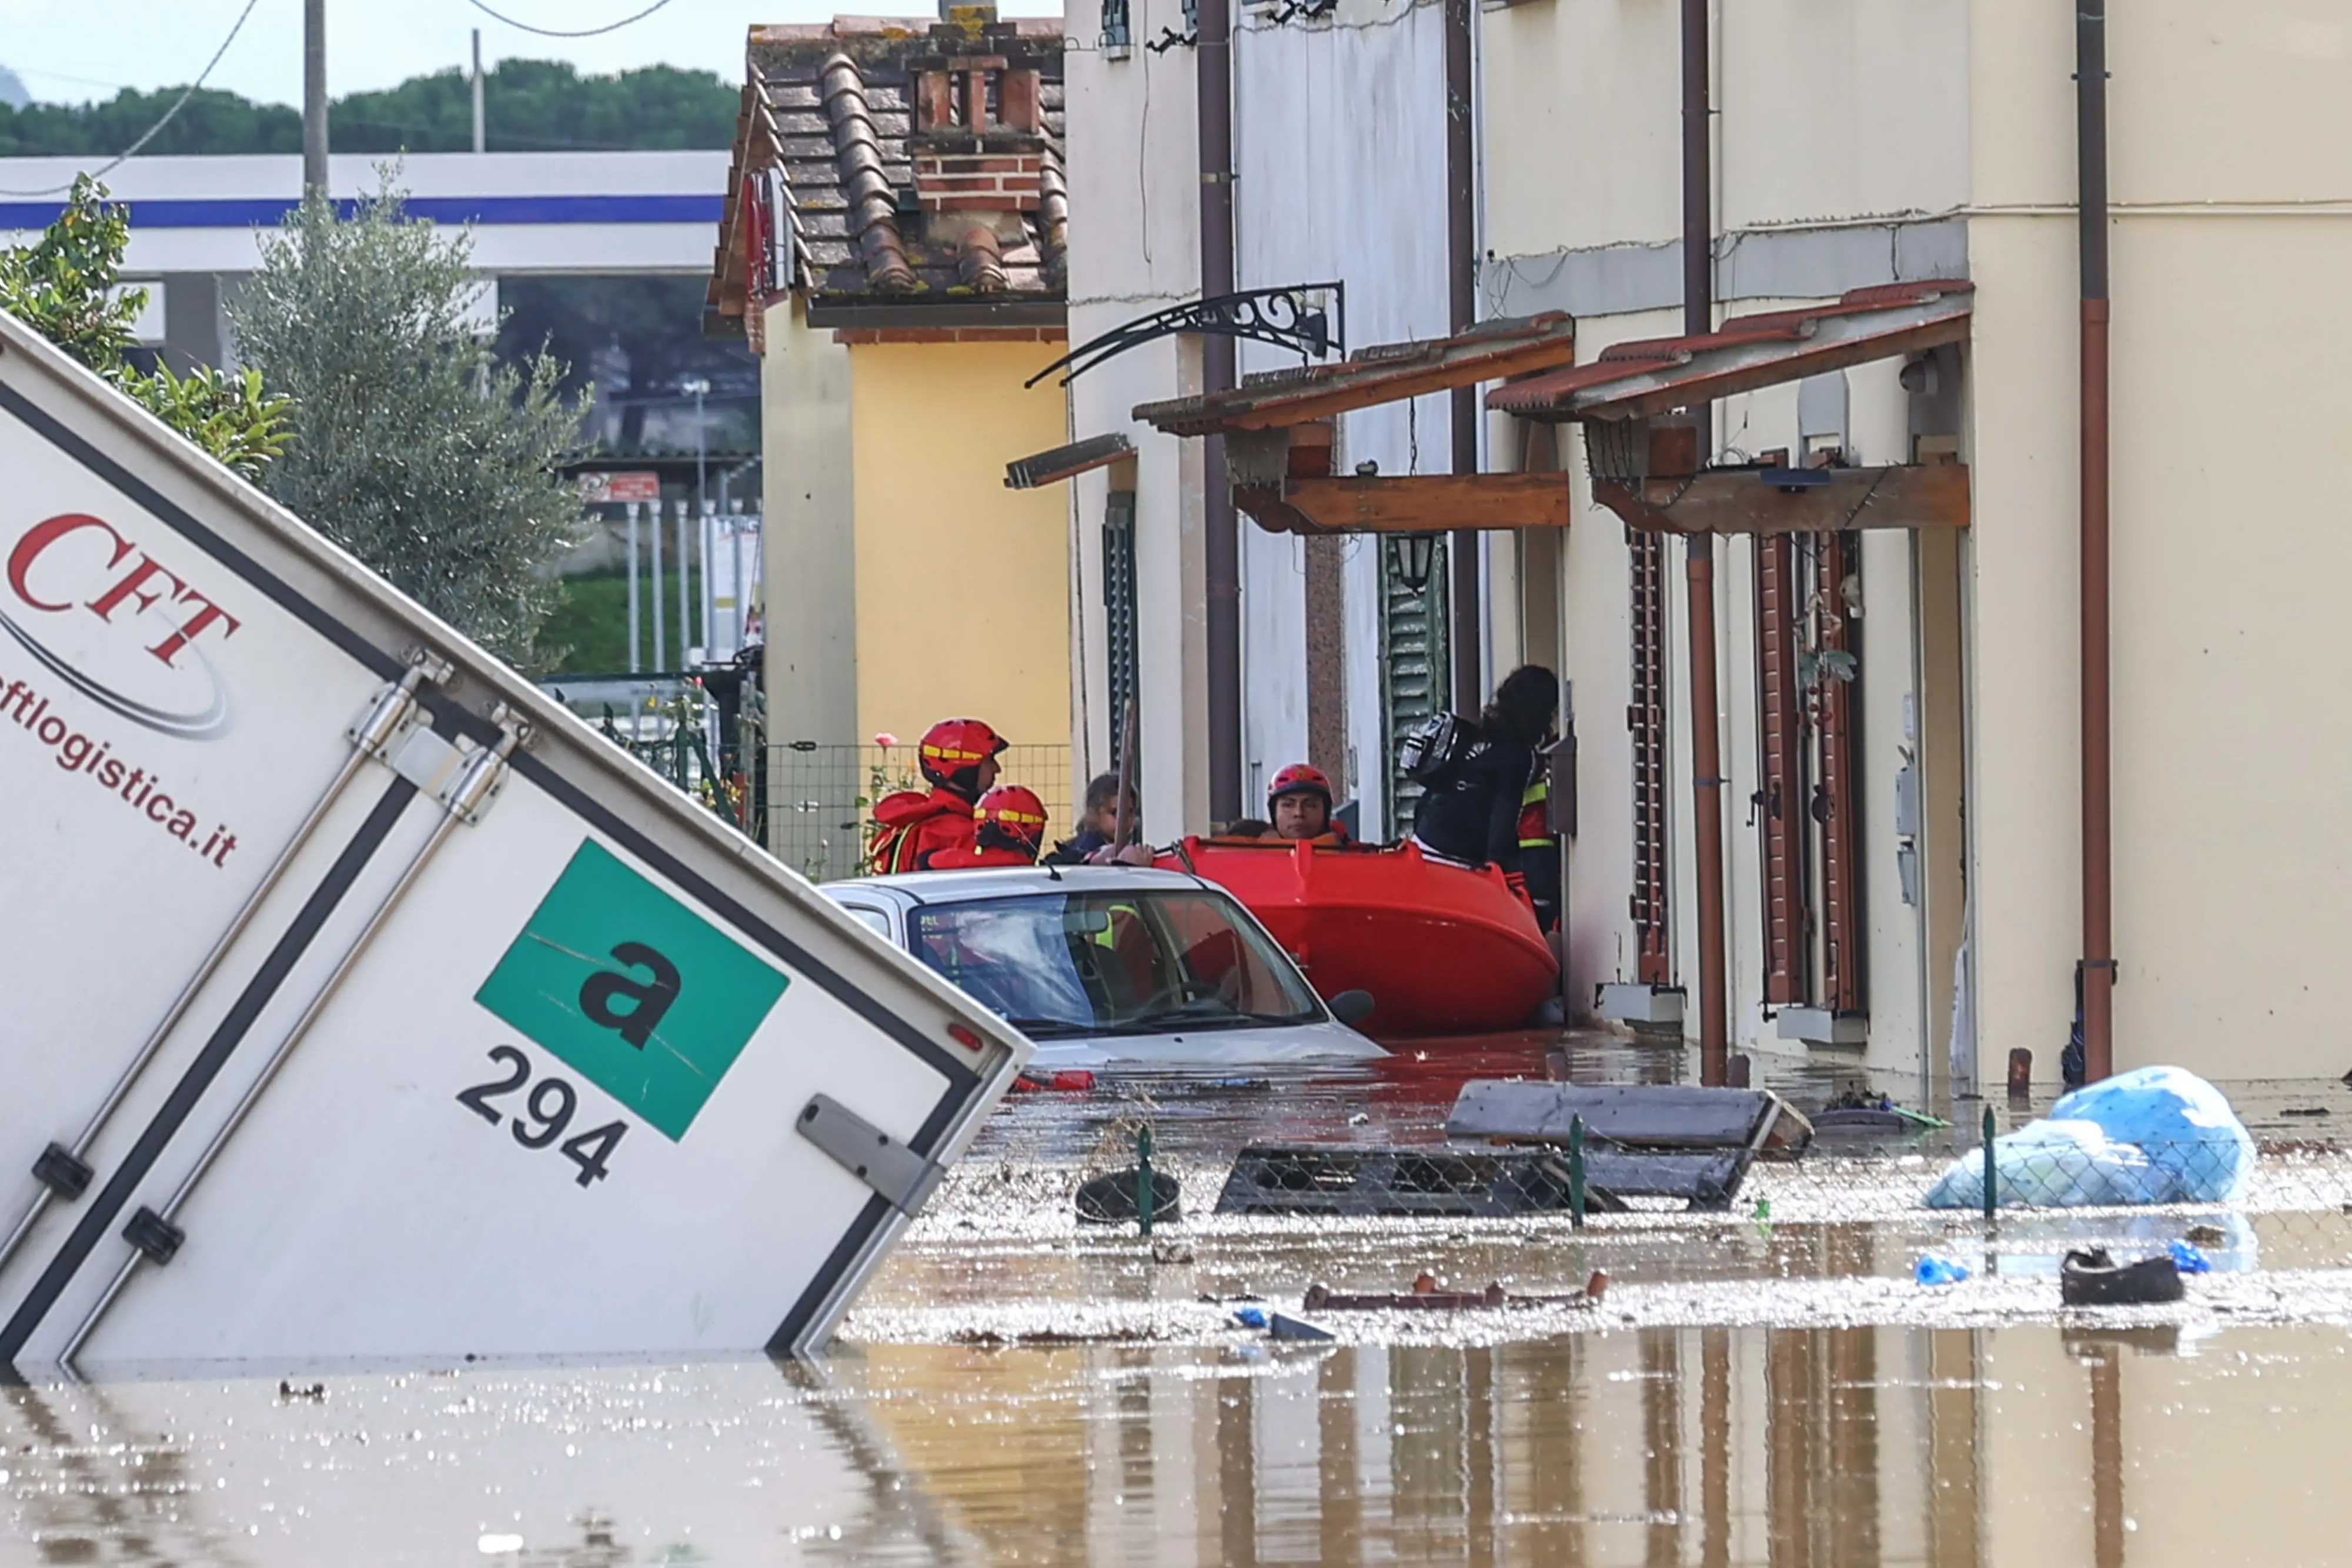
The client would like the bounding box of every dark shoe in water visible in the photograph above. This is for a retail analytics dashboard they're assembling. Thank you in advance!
[2061,1246,2184,1307]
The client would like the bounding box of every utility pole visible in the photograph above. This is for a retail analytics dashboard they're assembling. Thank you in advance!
[1681,0,1729,1087]
[1198,0,1241,825]
[471,29,486,155]
[302,0,329,198]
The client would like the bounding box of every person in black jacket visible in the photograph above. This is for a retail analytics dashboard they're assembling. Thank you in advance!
[1409,665,1558,872]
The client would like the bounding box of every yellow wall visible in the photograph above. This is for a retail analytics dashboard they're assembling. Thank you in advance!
[848,337,1073,759]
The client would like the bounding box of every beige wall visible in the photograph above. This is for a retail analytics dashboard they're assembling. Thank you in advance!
[1962,0,2352,1080]
[760,296,857,755]
[847,338,1074,758]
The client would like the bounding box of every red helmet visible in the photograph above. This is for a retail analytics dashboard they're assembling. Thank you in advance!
[1267,762,1333,810]
[973,784,1048,857]
[918,717,1008,793]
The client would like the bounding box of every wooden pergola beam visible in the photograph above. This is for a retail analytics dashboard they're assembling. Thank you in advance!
[1591,463,1970,536]
[1234,473,1571,536]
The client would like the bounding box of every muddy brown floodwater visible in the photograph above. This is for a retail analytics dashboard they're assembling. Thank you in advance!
[9,1034,2352,1564]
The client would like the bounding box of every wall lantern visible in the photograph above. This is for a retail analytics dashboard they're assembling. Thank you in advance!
[1391,532,1440,594]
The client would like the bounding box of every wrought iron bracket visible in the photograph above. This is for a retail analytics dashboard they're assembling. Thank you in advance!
[1026,282,1345,387]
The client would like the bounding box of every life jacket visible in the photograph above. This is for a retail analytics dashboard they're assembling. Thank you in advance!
[1518,777,1552,850]
[868,788,975,875]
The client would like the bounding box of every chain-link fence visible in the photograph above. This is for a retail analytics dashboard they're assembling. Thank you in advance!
[766,742,1075,882]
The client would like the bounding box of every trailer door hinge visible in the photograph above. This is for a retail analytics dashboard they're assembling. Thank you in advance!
[796,1095,946,1217]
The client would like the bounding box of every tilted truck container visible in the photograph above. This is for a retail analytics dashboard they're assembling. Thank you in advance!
[0,308,1030,1377]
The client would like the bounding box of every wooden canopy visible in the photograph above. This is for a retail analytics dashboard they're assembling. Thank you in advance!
[1127,314,1580,535]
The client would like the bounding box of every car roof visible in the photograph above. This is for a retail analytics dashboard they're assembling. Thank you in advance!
[821,865,1211,905]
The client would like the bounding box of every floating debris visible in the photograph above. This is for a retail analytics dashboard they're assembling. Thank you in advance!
[1301,1269,1608,1313]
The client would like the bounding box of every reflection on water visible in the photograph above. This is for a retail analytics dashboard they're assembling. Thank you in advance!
[6,1323,2350,1565]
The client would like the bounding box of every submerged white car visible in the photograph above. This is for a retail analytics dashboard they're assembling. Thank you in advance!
[821,867,1386,1069]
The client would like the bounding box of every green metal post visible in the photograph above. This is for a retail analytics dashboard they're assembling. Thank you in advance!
[1982,1105,1998,1223]
[1568,1112,1586,1229]
[1137,1124,1155,1241]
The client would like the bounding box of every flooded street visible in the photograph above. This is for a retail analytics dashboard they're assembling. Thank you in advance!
[9,1037,2352,1563]
[9,1325,2351,1564]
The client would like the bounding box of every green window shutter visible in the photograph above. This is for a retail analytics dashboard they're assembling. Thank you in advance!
[1104,490,1140,770]
[1379,536,1450,840]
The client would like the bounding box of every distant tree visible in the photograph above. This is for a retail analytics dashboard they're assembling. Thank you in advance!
[231,179,586,670]
[0,63,737,158]
[0,177,292,478]
[0,88,300,158]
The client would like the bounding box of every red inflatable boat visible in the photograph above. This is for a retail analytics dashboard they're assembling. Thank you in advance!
[1158,837,1558,1039]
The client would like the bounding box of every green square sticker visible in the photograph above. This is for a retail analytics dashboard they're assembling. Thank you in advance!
[475,840,789,1140]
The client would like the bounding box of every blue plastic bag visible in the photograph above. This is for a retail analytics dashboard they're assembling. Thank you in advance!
[1922,1066,2251,1209]
[1233,1306,1268,1329]
[1915,1255,1970,1286]
[2169,1240,2212,1274]
[2049,1066,2254,1203]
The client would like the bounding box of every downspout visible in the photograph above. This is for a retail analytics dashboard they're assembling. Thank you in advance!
[1200,0,1242,824]
[2077,0,2114,1080]
[1445,0,1481,714]
[1682,0,1730,1085]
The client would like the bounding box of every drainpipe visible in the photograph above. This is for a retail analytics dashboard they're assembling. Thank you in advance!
[1200,0,1242,824]
[1445,0,1481,714]
[2077,0,2114,1080]
[1681,0,1729,1085]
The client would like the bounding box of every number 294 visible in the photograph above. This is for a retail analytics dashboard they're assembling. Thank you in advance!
[457,1046,626,1187]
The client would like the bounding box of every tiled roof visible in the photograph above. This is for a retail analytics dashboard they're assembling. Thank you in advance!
[709,14,1067,329]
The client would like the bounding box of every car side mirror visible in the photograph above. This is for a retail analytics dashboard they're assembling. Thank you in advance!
[1327,989,1376,1028]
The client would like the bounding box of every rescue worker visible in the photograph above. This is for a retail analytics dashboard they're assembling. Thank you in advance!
[1515,771,1562,931]
[931,784,1050,868]
[1265,763,1352,844]
[868,717,1006,874]
[1411,665,1558,873]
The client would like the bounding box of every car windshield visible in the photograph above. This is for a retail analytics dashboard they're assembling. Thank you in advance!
[910,889,1324,1038]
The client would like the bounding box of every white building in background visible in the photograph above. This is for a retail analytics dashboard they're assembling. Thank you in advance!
[1068,0,2352,1095]
[1060,0,1457,846]
[0,151,727,368]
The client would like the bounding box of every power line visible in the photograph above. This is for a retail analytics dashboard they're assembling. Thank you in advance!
[0,0,266,198]
[462,0,680,39]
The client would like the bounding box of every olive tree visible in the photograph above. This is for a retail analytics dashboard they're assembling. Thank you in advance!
[232,180,584,670]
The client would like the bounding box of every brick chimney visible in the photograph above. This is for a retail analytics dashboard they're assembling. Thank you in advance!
[910,31,1046,215]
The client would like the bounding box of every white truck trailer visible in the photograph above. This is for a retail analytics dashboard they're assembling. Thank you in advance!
[0,309,1029,1376]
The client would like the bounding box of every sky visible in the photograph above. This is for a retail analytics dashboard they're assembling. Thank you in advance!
[0,0,1059,107]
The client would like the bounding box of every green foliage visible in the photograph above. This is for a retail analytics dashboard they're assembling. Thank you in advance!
[122,365,293,480]
[338,61,741,153]
[540,566,702,676]
[0,175,146,364]
[231,179,588,671]
[0,62,737,158]
[0,177,293,479]
[0,88,300,158]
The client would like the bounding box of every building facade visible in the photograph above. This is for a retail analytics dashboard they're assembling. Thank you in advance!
[1059,0,2352,1091]
[711,12,1075,874]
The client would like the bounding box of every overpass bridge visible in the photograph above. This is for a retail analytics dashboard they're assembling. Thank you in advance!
[0,151,728,367]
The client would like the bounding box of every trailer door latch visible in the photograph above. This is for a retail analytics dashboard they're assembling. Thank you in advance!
[795,1095,945,1217]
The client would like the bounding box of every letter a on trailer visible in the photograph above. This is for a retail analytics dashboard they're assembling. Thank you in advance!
[0,312,1031,1376]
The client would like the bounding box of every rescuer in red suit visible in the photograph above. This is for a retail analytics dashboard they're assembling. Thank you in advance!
[868,717,1008,874]
[928,784,1049,868]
